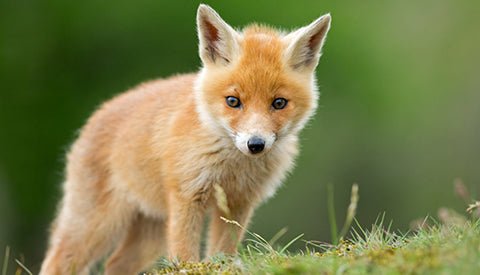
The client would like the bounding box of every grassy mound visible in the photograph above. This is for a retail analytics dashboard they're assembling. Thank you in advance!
[148,219,480,274]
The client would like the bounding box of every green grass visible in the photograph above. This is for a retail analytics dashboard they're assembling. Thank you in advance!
[148,218,480,275]
[4,217,479,274]
[147,182,479,274]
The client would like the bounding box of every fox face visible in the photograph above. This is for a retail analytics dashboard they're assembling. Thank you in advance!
[195,5,331,156]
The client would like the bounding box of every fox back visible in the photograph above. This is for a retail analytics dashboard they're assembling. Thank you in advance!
[40,5,331,275]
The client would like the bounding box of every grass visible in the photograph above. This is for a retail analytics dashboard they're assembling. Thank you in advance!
[147,181,480,275]
[148,218,480,275]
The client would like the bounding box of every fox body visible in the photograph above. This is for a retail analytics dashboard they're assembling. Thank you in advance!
[40,4,331,275]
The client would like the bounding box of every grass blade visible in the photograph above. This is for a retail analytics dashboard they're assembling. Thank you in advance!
[268,227,288,247]
[338,183,359,240]
[279,233,304,254]
[15,259,32,275]
[327,183,338,244]
[2,247,9,275]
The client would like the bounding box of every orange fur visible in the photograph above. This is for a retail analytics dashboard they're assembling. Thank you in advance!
[40,4,331,275]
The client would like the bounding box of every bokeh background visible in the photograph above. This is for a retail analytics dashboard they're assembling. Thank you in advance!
[1,0,480,271]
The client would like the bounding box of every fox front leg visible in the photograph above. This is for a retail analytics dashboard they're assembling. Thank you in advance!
[166,193,207,261]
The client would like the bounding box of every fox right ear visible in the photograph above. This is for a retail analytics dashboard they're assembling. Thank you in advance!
[284,14,331,71]
[197,4,239,66]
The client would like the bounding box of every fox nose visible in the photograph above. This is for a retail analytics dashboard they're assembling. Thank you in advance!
[247,136,265,154]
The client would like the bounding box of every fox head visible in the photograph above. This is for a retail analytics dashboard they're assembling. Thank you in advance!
[194,4,331,156]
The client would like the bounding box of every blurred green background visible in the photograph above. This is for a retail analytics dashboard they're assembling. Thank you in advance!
[1,0,480,271]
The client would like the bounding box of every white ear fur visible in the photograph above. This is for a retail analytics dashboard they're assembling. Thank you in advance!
[197,4,239,66]
[284,14,331,70]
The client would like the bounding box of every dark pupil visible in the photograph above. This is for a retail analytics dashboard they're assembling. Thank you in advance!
[273,98,287,109]
[227,97,239,107]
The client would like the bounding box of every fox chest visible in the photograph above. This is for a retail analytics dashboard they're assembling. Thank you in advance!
[172,149,291,203]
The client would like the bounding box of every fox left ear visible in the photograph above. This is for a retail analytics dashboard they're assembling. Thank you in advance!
[197,4,239,66]
[284,14,331,71]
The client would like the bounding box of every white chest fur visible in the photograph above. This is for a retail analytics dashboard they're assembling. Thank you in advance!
[172,134,299,204]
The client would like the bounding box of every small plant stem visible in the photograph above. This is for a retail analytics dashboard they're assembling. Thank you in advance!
[338,183,359,240]
[2,246,9,275]
[15,260,32,275]
[327,183,338,244]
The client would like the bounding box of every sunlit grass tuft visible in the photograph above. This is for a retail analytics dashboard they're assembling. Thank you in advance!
[148,181,480,274]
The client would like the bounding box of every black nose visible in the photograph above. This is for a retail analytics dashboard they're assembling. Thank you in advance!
[247,136,265,154]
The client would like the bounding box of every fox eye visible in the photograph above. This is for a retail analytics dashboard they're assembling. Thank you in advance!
[272,98,288,110]
[226,96,241,108]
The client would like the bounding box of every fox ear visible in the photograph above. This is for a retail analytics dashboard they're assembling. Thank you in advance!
[197,4,239,66]
[284,14,331,70]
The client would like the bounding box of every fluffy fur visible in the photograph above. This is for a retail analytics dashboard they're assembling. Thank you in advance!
[40,4,331,275]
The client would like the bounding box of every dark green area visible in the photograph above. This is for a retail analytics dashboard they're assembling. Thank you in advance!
[1,0,479,271]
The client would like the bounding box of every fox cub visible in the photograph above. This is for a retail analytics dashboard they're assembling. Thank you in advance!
[40,4,331,275]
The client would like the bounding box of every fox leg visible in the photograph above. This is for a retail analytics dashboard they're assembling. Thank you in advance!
[166,193,207,261]
[206,202,254,257]
[104,213,167,275]
[40,193,134,275]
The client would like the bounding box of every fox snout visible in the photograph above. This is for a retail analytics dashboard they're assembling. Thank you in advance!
[234,132,276,156]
